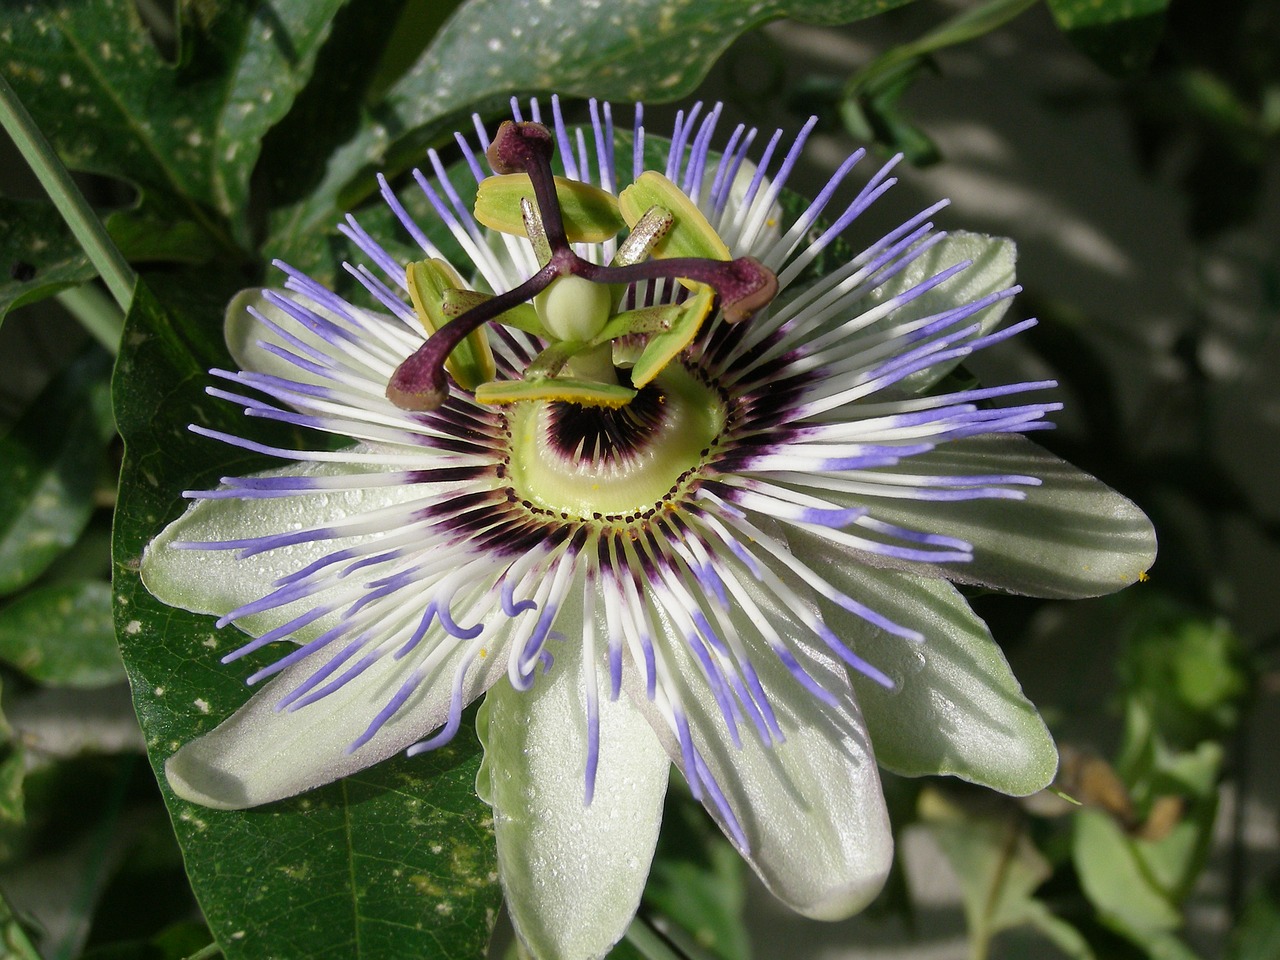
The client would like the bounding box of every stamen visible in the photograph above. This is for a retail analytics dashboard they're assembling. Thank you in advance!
[386,118,779,412]
[387,267,555,410]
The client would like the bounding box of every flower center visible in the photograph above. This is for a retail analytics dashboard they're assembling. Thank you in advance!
[504,363,725,520]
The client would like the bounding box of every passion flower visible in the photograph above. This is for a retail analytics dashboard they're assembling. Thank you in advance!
[142,97,1156,960]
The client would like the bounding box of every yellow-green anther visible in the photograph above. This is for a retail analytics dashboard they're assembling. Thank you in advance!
[440,287,489,318]
[611,205,673,267]
[519,197,553,265]
[590,304,684,344]
[618,172,731,265]
[406,259,496,390]
[475,377,637,408]
[475,174,625,243]
[629,286,716,389]
[525,340,587,380]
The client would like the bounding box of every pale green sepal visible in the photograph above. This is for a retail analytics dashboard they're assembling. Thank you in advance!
[164,629,507,810]
[862,232,1015,393]
[855,434,1157,598]
[483,622,668,960]
[630,574,892,920]
[474,174,625,242]
[785,531,1057,796]
[224,288,390,389]
[592,304,684,343]
[141,453,427,641]
[473,694,494,807]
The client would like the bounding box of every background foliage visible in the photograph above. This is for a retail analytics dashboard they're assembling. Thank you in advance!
[0,0,1276,958]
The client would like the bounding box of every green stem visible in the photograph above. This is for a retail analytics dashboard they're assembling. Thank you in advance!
[623,916,685,960]
[181,944,223,960]
[0,74,136,313]
[844,0,1041,100]
[55,285,125,355]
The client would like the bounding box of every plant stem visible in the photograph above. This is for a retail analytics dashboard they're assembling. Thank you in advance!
[844,0,1040,100]
[182,944,224,960]
[623,915,685,960]
[0,74,136,313]
[56,285,125,354]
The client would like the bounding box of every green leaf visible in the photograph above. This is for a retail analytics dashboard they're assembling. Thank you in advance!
[1121,607,1249,748]
[1021,902,1097,960]
[113,279,500,959]
[919,789,1052,943]
[841,0,1038,162]
[0,882,41,960]
[0,579,123,687]
[0,197,99,319]
[1228,873,1280,960]
[264,0,924,260]
[1045,0,1171,77]
[0,348,114,595]
[1,0,348,250]
[1073,808,1182,940]
[0,196,220,324]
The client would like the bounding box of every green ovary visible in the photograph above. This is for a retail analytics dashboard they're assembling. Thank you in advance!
[507,363,724,519]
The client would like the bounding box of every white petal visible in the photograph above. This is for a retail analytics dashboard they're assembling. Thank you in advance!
[633,581,892,921]
[224,288,402,388]
[165,631,507,809]
[482,602,669,960]
[786,533,1057,796]
[141,455,424,639]
[857,434,1157,598]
